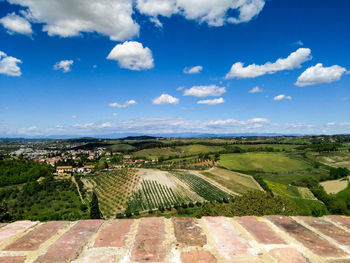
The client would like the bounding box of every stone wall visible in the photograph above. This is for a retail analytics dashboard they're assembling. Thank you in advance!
[0,216,349,262]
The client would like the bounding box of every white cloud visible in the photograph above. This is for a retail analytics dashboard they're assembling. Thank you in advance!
[0,51,22,76]
[3,117,350,136]
[184,65,203,74]
[295,40,303,46]
[225,48,312,79]
[273,94,292,101]
[136,0,265,26]
[152,94,179,104]
[109,100,137,108]
[197,97,224,105]
[53,60,73,73]
[184,85,226,97]
[71,115,78,119]
[107,41,154,71]
[249,86,263,93]
[112,113,119,116]
[295,63,347,87]
[177,86,184,91]
[0,13,32,35]
[8,0,139,41]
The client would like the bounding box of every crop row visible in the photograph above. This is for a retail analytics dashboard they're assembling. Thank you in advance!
[171,172,231,201]
[125,179,187,213]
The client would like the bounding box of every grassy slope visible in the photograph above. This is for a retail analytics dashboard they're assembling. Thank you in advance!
[219,152,310,172]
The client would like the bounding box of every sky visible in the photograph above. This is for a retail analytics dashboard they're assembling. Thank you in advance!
[0,0,349,137]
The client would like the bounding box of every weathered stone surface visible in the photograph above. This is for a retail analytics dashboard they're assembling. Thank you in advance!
[172,217,207,246]
[269,248,308,263]
[267,216,346,257]
[0,257,26,263]
[0,221,37,245]
[181,250,217,263]
[74,251,117,263]
[131,217,165,262]
[203,217,254,259]
[327,215,350,230]
[299,216,350,246]
[235,216,286,244]
[5,221,69,251]
[35,220,103,263]
[94,219,132,248]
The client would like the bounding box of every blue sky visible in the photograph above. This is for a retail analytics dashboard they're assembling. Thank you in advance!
[0,0,349,137]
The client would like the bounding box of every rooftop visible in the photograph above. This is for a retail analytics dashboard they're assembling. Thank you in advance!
[0,215,349,262]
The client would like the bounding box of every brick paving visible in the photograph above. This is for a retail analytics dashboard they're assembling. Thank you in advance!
[0,216,349,262]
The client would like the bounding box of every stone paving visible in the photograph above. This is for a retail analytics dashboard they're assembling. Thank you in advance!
[0,216,350,262]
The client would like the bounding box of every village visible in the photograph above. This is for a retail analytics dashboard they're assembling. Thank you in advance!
[10,145,158,176]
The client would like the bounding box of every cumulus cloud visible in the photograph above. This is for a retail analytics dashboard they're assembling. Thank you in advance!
[184,85,226,97]
[0,51,22,76]
[0,13,32,35]
[249,86,263,93]
[152,94,179,104]
[3,0,265,41]
[109,100,137,108]
[107,41,154,71]
[273,94,292,101]
[225,48,312,79]
[197,97,224,105]
[136,0,265,26]
[295,63,347,87]
[7,0,139,41]
[53,60,74,72]
[184,65,203,74]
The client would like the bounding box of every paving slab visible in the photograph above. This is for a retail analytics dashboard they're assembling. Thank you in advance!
[94,219,133,248]
[172,217,207,247]
[5,221,69,251]
[35,220,103,263]
[235,216,286,244]
[131,217,166,262]
[267,216,347,257]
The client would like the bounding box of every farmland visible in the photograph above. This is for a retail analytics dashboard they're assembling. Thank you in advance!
[219,152,310,172]
[132,144,225,158]
[201,168,261,194]
[320,177,349,194]
[170,171,231,201]
[89,169,139,218]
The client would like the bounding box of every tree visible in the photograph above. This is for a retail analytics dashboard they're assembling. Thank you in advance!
[90,192,102,219]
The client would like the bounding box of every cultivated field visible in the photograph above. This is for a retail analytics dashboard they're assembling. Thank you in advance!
[170,171,231,201]
[125,169,204,214]
[219,152,310,172]
[200,167,261,194]
[265,180,316,200]
[320,177,350,194]
[89,169,139,218]
[133,144,225,158]
[309,152,350,169]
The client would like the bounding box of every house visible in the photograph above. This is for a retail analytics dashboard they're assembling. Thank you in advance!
[77,165,95,174]
[56,166,73,176]
[83,165,95,173]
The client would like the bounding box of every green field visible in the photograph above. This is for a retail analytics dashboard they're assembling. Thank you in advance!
[201,168,260,194]
[266,180,315,200]
[133,144,225,158]
[219,152,310,172]
[125,180,189,213]
[171,171,231,201]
